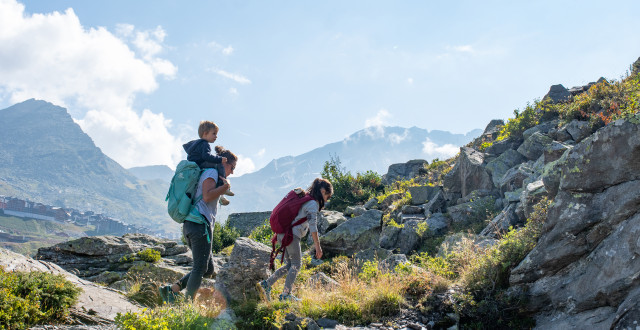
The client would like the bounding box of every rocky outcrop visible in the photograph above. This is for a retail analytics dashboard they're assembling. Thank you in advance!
[543,84,571,103]
[382,159,428,185]
[0,247,139,324]
[444,147,494,198]
[317,210,348,234]
[226,211,271,236]
[321,210,383,257]
[216,237,271,303]
[510,119,640,329]
[35,234,195,288]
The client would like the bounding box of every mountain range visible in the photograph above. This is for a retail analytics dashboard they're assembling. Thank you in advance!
[0,99,179,233]
[0,99,480,230]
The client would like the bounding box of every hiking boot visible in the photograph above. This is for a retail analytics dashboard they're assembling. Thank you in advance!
[159,285,179,304]
[257,280,271,301]
[278,293,301,302]
[219,196,230,206]
[224,190,235,196]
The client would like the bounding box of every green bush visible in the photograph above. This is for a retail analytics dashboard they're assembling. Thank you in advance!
[248,218,273,246]
[211,222,240,254]
[137,248,161,263]
[0,267,82,329]
[115,302,225,330]
[321,155,383,212]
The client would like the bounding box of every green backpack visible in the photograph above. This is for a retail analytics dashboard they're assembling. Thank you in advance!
[166,160,203,223]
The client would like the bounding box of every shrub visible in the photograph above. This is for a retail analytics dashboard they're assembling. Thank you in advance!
[0,267,82,329]
[115,301,227,330]
[211,222,240,254]
[248,218,273,246]
[321,155,384,211]
[137,248,161,263]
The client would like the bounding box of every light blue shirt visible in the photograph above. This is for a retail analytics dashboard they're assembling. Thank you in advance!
[195,168,219,225]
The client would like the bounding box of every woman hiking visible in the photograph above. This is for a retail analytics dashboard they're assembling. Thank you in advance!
[258,178,333,301]
[160,146,238,302]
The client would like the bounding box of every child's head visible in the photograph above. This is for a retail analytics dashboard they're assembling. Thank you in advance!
[198,121,219,143]
[307,178,333,210]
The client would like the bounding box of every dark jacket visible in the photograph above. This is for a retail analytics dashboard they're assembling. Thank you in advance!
[183,139,223,169]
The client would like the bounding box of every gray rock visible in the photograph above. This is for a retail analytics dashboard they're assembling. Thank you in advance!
[517,132,554,161]
[344,205,367,217]
[379,192,405,211]
[522,120,558,140]
[543,141,572,164]
[216,237,271,302]
[317,210,348,234]
[364,197,378,209]
[503,190,523,203]
[420,189,447,214]
[519,180,547,219]
[485,149,527,188]
[382,159,428,185]
[226,211,271,236]
[540,151,569,199]
[479,203,521,238]
[543,84,571,103]
[510,122,640,328]
[316,318,339,328]
[483,119,505,137]
[380,254,408,272]
[426,213,450,236]
[549,126,574,142]
[408,185,442,205]
[397,220,428,255]
[447,196,494,225]
[308,272,339,289]
[564,120,593,143]
[444,147,494,198]
[379,225,402,249]
[485,138,521,157]
[402,205,424,214]
[560,120,640,192]
[499,162,533,194]
[353,247,392,264]
[0,248,140,322]
[321,210,383,257]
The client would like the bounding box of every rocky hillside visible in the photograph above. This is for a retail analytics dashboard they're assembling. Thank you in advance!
[0,99,176,231]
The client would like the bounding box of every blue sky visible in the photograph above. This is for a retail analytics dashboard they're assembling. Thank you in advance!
[1,0,639,175]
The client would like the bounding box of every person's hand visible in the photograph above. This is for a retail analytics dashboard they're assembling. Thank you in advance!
[218,176,230,189]
[222,157,228,165]
[315,245,323,259]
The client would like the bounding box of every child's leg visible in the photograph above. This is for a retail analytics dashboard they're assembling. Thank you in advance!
[214,163,226,188]
[265,234,292,287]
[281,236,302,294]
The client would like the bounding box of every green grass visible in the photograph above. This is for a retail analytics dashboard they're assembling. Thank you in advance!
[0,215,90,256]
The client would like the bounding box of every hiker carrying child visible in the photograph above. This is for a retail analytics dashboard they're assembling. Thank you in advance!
[160,146,238,302]
[258,178,333,302]
[182,120,234,205]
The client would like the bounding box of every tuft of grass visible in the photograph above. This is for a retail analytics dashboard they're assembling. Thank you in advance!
[0,267,82,329]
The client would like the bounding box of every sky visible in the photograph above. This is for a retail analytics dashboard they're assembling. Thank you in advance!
[1,0,639,176]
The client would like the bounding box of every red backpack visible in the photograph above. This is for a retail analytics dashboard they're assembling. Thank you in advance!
[268,189,314,270]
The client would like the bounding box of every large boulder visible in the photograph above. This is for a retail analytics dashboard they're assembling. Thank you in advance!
[216,237,271,303]
[485,149,527,188]
[479,203,520,238]
[559,119,640,193]
[447,196,495,225]
[226,211,271,236]
[396,219,428,255]
[0,248,140,323]
[36,234,190,279]
[407,185,442,205]
[517,132,554,161]
[444,147,494,198]
[564,120,593,143]
[510,119,640,329]
[425,213,450,236]
[317,210,348,234]
[543,84,571,103]
[321,210,383,257]
[379,225,402,249]
[382,159,428,185]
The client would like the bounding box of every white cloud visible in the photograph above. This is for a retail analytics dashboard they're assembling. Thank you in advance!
[229,87,239,96]
[364,109,391,137]
[209,68,251,84]
[222,45,234,55]
[256,148,266,157]
[232,154,256,177]
[422,138,460,158]
[388,129,409,144]
[208,41,234,55]
[452,45,474,53]
[0,0,181,168]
